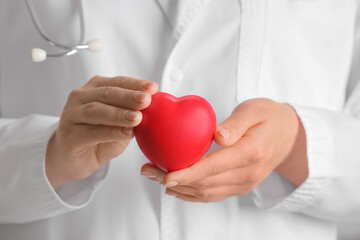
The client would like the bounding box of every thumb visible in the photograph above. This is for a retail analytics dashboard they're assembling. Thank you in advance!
[214,101,263,147]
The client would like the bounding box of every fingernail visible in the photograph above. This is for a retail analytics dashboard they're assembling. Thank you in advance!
[125,111,140,121]
[164,181,179,188]
[121,127,133,135]
[142,82,153,90]
[134,92,147,103]
[165,190,178,197]
[217,128,230,140]
[141,171,157,178]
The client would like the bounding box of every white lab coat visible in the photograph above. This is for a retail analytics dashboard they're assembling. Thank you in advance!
[0,0,360,239]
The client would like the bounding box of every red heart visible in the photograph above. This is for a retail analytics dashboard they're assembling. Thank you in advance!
[135,92,216,172]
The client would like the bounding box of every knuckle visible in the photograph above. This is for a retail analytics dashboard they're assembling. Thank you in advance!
[205,160,220,176]
[113,109,124,124]
[100,86,113,100]
[89,75,102,84]
[192,180,209,189]
[114,77,125,87]
[68,88,83,100]
[195,190,211,200]
[83,102,98,117]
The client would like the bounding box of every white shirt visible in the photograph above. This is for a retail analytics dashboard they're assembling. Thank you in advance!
[0,0,360,239]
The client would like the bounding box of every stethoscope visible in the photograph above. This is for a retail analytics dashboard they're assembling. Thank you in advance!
[25,0,102,62]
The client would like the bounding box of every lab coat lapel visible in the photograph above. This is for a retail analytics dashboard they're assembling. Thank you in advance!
[154,0,210,43]
[154,0,178,27]
[155,0,210,95]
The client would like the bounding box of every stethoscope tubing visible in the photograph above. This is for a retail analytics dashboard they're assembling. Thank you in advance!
[25,0,100,62]
[25,0,86,50]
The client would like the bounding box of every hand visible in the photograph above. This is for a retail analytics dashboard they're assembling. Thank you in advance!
[46,76,158,189]
[140,98,308,203]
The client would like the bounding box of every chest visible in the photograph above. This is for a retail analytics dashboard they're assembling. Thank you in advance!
[0,0,356,120]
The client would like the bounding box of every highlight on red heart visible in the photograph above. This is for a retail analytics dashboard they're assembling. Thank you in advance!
[134,92,216,172]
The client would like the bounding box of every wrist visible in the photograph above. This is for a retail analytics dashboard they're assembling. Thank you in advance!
[276,108,309,187]
[45,131,70,190]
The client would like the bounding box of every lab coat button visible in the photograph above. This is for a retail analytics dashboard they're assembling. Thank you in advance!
[170,68,184,82]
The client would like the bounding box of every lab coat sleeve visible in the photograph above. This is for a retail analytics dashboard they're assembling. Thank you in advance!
[253,7,360,222]
[0,115,108,224]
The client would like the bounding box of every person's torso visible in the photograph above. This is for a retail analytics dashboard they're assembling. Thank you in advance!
[1,0,355,239]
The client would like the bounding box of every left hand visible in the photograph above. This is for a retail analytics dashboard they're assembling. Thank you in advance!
[140,98,308,203]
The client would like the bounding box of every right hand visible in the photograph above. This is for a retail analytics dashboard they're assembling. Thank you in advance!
[45,76,158,189]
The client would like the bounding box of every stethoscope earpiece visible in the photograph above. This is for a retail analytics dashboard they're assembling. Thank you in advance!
[31,48,47,63]
[88,39,102,52]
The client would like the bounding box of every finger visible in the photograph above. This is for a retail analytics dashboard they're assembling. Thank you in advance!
[86,76,159,94]
[163,140,253,187]
[184,167,258,189]
[63,125,134,146]
[70,87,152,111]
[214,99,270,147]
[165,189,203,202]
[165,185,245,203]
[95,140,131,165]
[72,102,142,127]
[140,163,167,183]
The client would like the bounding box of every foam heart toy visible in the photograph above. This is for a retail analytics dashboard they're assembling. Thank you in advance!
[135,92,216,172]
